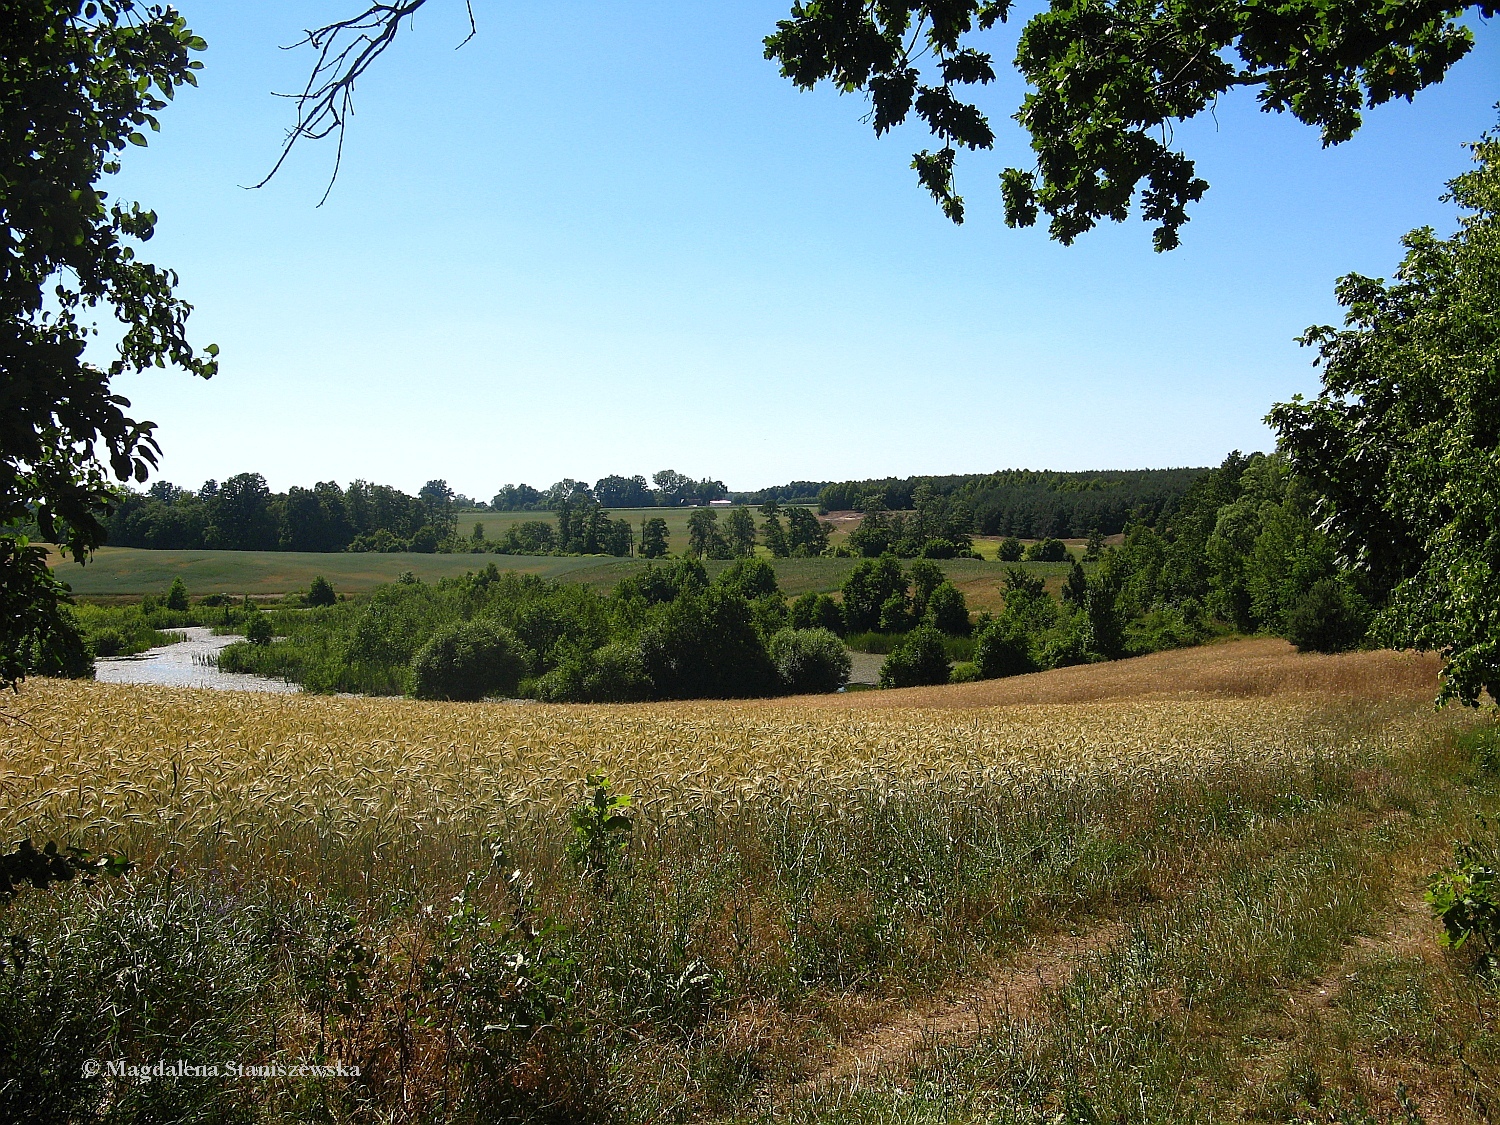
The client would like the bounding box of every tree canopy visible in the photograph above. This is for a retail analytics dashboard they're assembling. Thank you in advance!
[2,1,214,686]
[1270,133,1500,705]
[764,0,1494,247]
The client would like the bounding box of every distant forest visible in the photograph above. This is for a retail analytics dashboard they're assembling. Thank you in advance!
[747,468,1210,538]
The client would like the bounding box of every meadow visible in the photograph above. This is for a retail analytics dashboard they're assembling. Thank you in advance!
[4,640,1498,1123]
[51,546,1073,614]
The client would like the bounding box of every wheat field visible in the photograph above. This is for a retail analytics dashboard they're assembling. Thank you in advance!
[0,663,1460,867]
[5,646,1493,1124]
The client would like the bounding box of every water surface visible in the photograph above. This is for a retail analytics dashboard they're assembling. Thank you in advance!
[93,627,300,693]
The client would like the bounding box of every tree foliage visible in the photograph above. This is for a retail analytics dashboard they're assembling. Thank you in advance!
[1270,135,1500,702]
[764,0,1493,247]
[2,1,214,685]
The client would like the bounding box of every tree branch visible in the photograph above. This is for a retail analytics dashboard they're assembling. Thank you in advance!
[250,0,438,204]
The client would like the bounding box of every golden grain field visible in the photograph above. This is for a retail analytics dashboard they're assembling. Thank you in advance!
[0,674,1462,868]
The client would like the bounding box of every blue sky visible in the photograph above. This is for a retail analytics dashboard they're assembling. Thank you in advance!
[103,2,1499,498]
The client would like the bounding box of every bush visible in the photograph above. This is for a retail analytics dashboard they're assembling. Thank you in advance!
[949,660,982,684]
[790,591,845,635]
[307,575,337,607]
[410,620,526,701]
[840,555,907,633]
[165,577,189,612]
[919,538,958,559]
[975,620,1034,678]
[924,582,970,636]
[1025,538,1070,562]
[769,628,851,694]
[244,612,273,646]
[878,592,911,633]
[1427,817,1500,968]
[996,536,1023,562]
[1285,578,1367,653]
[534,642,651,703]
[879,624,950,688]
[637,588,779,699]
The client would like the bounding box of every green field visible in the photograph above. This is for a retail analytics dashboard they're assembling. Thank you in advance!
[48,547,630,599]
[51,546,1073,611]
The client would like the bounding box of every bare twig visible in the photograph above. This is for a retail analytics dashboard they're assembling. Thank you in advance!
[252,0,479,204]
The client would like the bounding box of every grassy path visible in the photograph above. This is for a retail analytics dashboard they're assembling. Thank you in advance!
[746,726,1500,1124]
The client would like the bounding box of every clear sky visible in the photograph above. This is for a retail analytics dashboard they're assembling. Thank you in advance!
[101,2,1499,498]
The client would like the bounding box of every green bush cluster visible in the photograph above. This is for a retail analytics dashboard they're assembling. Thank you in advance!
[217,560,854,702]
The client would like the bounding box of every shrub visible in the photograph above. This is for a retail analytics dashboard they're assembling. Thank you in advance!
[878,592,911,633]
[534,642,651,703]
[949,660,981,684]
[975,620,1034,678]
[165,577,189,612]
[1285,578,1367,653]
[244,612,273,646]
[790,591,845,635]
[879,624,950,688]
[637,588,778,699]
[410,620,525,701]
[1427,817,1500,967]
[840,555,907,633]
[924,582,970,636]
[769,628,851,694]
[306,576,336,607]
[1025,538,1070,562]
[996,536,1023,562]
[919,538,958,559]
[714,557,779,601]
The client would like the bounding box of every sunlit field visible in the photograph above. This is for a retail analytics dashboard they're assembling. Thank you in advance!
[4,644,1497,1124]
[49,545,1072,612]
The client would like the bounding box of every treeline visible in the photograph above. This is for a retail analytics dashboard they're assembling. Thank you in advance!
[812,467,1206,537]
[103,476,466,553]
[947,449,1374,686]
[492,469,727,511]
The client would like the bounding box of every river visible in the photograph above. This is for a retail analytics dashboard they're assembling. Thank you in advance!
[93,627,301,693]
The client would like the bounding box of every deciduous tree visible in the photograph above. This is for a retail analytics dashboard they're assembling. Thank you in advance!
[1269,135,1500,703]
[2,1,215,685]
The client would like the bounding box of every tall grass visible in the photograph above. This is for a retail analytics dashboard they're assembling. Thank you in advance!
[0,678,1481,1124]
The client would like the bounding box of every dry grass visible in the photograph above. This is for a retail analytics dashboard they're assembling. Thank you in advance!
[798,637,1443,709]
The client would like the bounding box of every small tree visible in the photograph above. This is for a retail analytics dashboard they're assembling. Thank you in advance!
[244,610,273,646]
[723,506,757,557]
[165,577,189,612]
[908,559,944,617]
[997,537,1023,562]
[975,620,1033,678]
[410,620,526,701]
[686,508,729,559]
[1061,561,1088,606]
[880,624,951,687]
[1285,579,1368,654]
[759,501,790,558]
[925,582,970,636]
[307,575,336,607]
[790,591,845,635]
[1025,538,1070,563]
[769,627,852,694]
[640,517,669,559]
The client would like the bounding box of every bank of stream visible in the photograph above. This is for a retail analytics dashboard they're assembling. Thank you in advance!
[93,627,300,694]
